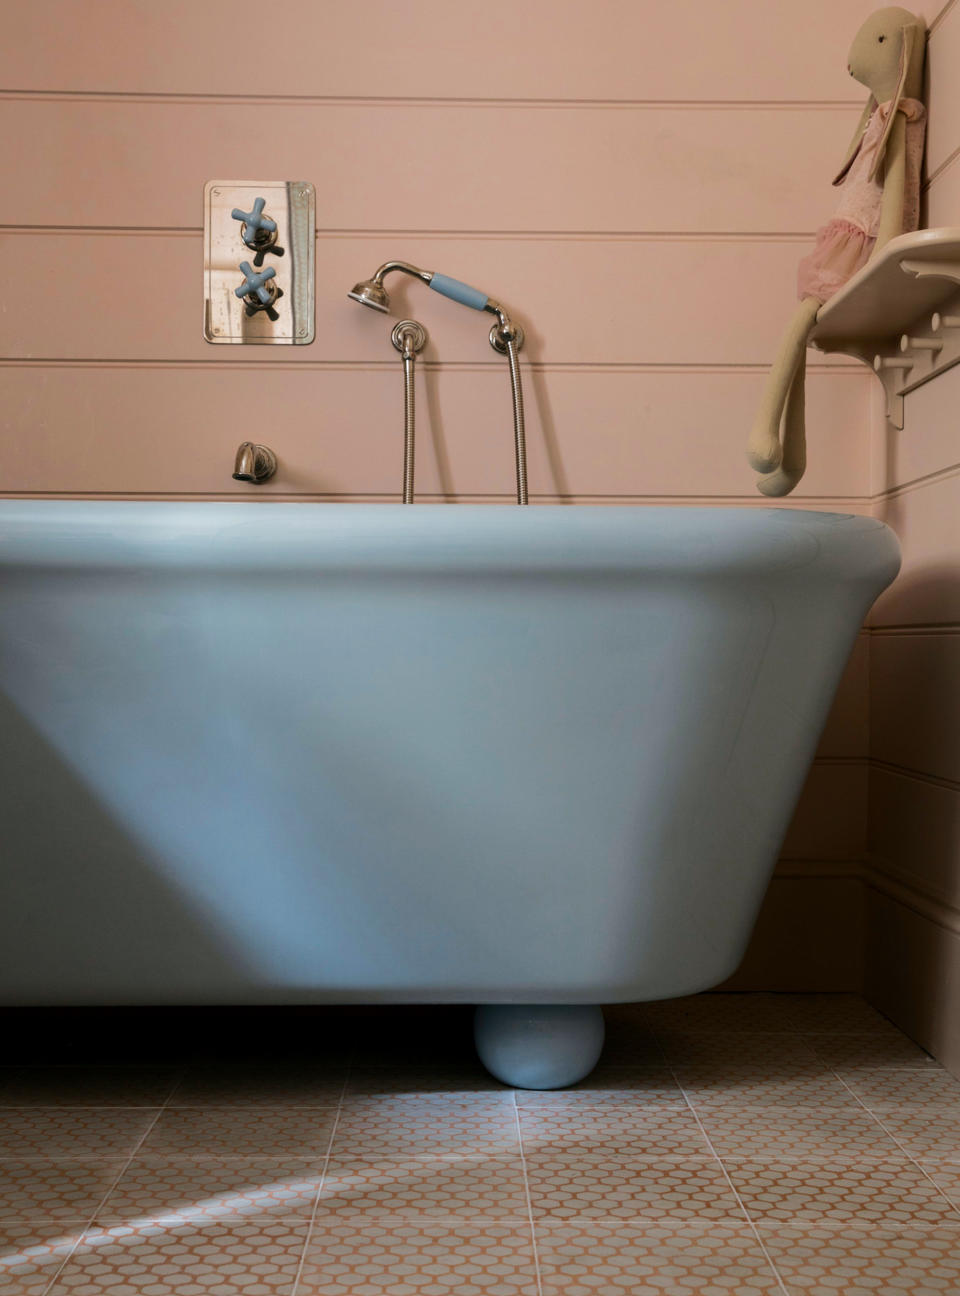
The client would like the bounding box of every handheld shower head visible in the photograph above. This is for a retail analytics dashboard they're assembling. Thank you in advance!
[347,278,390,313]
[347,258,529,503]
[347,261,435,316]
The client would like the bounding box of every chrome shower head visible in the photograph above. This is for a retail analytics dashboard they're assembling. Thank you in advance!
[347,278,390,313]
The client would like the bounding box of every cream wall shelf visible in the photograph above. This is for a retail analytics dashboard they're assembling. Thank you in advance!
[810,226,960,428]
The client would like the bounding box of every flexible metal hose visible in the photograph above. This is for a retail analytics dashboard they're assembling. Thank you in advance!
[402,349,416,504]
[505,337,528,505]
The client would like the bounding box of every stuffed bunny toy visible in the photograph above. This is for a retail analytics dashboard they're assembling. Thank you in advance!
[747,7,926,496]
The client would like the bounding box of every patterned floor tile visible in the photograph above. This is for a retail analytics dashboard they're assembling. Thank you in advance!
[141,1109,336,1158]
[47,1217,310,1294]
[841,1067,960,1109]
[662,1033,824,1070]
[96,1157,327,1224]
[0,1225,78,1296]
[0,1161,124,1224]
[0,1111,157,1158]
[780,995,900,1035]
[298,1218,539,1295]
[0,1068,180,1109]
[868,1106,960,1160]
[917,1161,960,1209]
[724,1158,960,1225]
[524,1155,745,1220]
[340,1092,517,1114]
[803,1032,934,1071]
[596,1009,664,1066]
[169,1064,345,1108]
[330,1103,518,1160]
[644,995,793,1034]
[695,1106,904,1160]
[514,1067,685,1109]
[318,1156,529,1217]
[679,1066,857,1109]
[518,1107,712,1158]
[757,1225,960,1295]
[535,1218,782,1295]
[345,1067,504,1099]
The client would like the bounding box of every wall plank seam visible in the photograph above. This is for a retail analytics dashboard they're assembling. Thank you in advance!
[0,90,867,110]
[872,460,960,501]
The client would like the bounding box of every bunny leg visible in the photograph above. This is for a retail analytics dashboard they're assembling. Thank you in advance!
[746,296,820,473]
[756,346,807,497]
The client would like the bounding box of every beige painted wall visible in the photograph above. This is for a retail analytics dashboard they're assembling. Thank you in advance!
[862,0,960,1065]
[2,0,950,992]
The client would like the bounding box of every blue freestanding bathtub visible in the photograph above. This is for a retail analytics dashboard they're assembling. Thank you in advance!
[0,502,899,1085]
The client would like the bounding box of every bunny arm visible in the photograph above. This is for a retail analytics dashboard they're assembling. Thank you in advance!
[875,111,908,250]
[746,295,821,474]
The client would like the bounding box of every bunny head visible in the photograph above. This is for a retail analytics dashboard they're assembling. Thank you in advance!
[833,6,926,184]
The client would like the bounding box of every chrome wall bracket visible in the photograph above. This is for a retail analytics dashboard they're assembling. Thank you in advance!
[204,181,315,345]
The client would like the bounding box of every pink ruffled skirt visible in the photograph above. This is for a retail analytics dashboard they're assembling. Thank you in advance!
[797,218,874,305]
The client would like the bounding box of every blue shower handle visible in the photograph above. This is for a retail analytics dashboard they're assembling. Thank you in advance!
[429,274,489,311]
[235,262,276,305]
[231,197,277,248]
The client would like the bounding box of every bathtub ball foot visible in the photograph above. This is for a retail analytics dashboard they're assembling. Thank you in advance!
[473,1004,605,1090]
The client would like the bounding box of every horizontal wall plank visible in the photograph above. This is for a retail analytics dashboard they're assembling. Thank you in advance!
[0,0,880,102]
[0,365,870,499]
[869,765,960,910]
[0,99,858,234]
[870,633,960,783]
[865,888,960,1077]
[877,360,960,494]
[872,471,960,626]
[926,0,960,180]
[926,154,960,226]
[780,762,868,861]
[0,232,861,370]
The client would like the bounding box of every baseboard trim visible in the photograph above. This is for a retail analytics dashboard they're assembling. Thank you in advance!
[863,859,960,938]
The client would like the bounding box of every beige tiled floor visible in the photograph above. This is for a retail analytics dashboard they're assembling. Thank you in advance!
[1,995,959,1295]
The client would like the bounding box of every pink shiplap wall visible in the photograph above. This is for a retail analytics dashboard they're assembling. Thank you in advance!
[1,0,951,991]
[863,0,960,1069]
[0,0,880,509]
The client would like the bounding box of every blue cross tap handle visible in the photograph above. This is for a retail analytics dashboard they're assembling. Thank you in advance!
[231,197,277,248]
[235,262,277,305]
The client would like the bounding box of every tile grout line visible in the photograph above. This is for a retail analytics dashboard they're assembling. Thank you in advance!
[289,1060,350,1296]
[512,1090,544,1296]
[38,1066,184,1296]
[658,1048,792,1296]
[831,1070,960,1223]
[659,1016,960,1233]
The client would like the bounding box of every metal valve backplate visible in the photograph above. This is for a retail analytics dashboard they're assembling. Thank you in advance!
[203,181,315,345]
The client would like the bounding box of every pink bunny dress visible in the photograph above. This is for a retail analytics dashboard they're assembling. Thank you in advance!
[797,97,925,305]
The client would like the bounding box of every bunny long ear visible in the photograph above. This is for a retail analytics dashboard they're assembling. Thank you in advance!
[868,23,916,182]
[833,94,877,185]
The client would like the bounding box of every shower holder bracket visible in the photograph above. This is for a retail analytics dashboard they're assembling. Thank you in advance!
[810,226,960,429]
[203,180,315,345]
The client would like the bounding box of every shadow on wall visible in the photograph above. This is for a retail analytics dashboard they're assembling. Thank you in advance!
[869,555,960,628]
[409,301,572,502]
[525,327,572,502]
[0,691,252,1003]
[864,554,960,1066]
